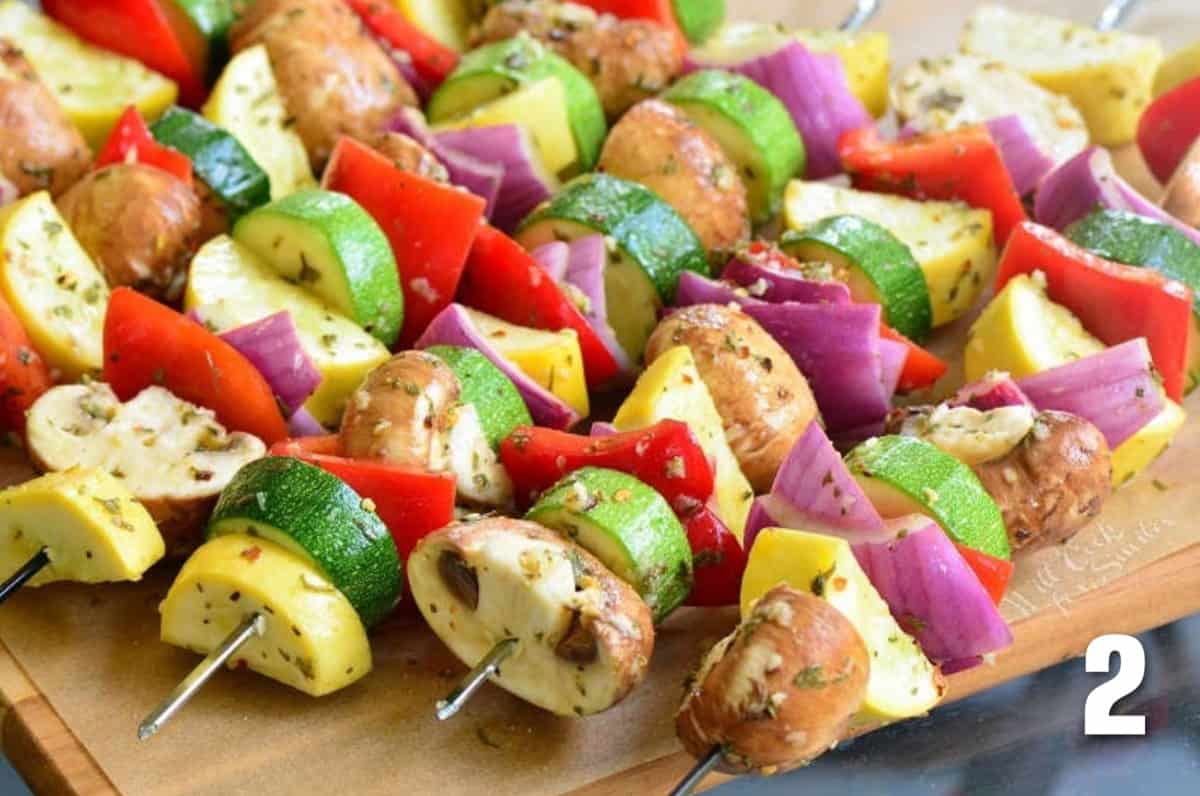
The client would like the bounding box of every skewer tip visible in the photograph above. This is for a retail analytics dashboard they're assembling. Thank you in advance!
[668,747,722,796]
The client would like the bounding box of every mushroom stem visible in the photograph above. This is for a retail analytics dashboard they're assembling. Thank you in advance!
[670,747,722,796]
[435,637,518,721]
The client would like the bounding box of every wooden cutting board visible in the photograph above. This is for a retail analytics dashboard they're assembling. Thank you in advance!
[1,1,1198,795]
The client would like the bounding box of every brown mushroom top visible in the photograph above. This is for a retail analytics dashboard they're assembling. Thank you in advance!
[599,99,750,259]
[474,1,683,118]
[676,585,870,775]
[0,39,91,198]
[231,0,417,168]
[972,410,1112,551]
[57,164,202,301]
[645,304,819,492]
[339,351,461,469]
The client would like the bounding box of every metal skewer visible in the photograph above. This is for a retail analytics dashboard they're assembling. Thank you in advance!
[839,0,881,33]
[1096,0,1141,31]
[435,638,517,721]
[669,747,722,796]
[138,613,266,741]
[0,549,50,605]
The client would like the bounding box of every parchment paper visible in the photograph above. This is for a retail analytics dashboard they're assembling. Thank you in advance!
[0,1,1198,794]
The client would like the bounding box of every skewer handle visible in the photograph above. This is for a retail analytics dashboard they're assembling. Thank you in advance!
[138,613,265,741]
[669,747,722,796]
[435,637,517,721]
[0,549,49,605]
[839,0,882,32]
[1096,0,1141,31]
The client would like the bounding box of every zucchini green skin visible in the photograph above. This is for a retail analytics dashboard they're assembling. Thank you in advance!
[233,189,404,346]
[173,0,235,79]
[662,69,805,223]
[425,344,532,449]
[428,34,606,172]
[1067,209,1200,316]
[846,436,1011,560]
[150,106,270,217]
[207,457,403,627]
[526,467,692,623]
[672,0,725,44]
[782,215,933,340]
[518,173,709,302]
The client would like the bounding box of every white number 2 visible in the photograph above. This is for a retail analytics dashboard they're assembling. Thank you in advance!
[1084,634,1147,736]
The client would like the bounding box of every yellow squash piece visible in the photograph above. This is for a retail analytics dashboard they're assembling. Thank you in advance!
[0,469,164,586]
[203,45,315,200]
[613,346,753,540]
[465,308,589,417]
[964,273,1104,383]
[160,534,372,697]
[742,527,943,725]
[0,192,109,379]
[433,78,575,176]
[390,0,474,51]
[1155,39,1200,98]
[784,181,994,327]
[1111,399,1186,487]
[184,236,390,426]
[0,0,177,149]
[960,4,1162,147]
[797,29,891,118]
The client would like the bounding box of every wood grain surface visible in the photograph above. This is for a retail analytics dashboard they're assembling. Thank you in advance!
[1,1,1198,795]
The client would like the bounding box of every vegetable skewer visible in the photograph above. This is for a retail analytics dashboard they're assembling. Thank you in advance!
[138,613,265,741]
[435,638,518,721]
[0,549,49,605]
[839,0,881,33]
[1096,0,1141,32]
[668,749,721,796]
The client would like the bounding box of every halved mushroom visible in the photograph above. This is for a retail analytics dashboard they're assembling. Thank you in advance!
[408,517,654,716]
[25,382,266,555]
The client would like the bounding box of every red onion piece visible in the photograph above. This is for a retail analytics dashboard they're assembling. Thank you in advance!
[219,311,321,416]
[1035,147,1200,248]
[1016,338,1164,448]
[854,516,1013,664]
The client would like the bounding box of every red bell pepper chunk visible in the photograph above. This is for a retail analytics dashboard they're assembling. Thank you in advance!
[954,542,1014,605]
[458,225,622,389]
[270,449,455,561]
[995,222,1194,401]
[499,420,715,514]
[683,507,747,607]
[0,294,53,434]
[572,0,688,56]
[1137,76,1200,185]
[879,322,948,392]
[42,0,209,107]
[268,435,343,458]
[322,136,486,348]
[94,105,193,185]
[102,288,288,444]
[839,126,1026,245]
[343,0,460,87]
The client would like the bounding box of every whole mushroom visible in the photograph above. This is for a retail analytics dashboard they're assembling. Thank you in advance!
[676,585,870,775]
